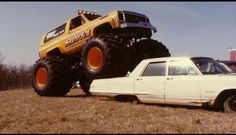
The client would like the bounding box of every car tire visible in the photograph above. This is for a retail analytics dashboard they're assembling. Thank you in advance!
[223,95,236,113]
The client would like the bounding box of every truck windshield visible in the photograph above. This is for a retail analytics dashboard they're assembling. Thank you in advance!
[191,57,230,75]
[84,14,101,21]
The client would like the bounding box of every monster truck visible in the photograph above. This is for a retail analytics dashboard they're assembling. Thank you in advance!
[32,9,170,96]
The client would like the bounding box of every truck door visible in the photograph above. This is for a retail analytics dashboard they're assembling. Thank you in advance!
[165,60,201,104]
[134,61,166,103]
[64,15,90,51]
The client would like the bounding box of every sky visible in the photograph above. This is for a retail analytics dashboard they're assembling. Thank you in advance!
[0,2,235,66]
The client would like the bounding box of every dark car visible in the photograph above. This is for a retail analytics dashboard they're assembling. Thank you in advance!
[217,60,236,73]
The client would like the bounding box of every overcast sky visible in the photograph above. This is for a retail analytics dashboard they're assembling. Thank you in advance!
[0,2,235,66]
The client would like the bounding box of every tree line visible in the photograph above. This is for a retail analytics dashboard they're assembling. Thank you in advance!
[0,54,32,90]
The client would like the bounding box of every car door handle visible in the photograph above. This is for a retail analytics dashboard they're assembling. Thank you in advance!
[137,78,143,81]
[167,77,173,80]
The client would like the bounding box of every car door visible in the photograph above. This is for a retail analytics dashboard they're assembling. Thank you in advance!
[164,60,201,105]
[134,61,166,103]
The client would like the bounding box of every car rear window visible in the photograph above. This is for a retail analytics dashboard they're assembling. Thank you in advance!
[168,60,188,75]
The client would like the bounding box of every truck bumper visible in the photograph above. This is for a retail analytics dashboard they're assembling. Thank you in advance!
[120,22,157,33]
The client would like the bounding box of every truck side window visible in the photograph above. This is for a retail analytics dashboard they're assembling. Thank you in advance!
[168,60,187,75]
[44,23,66,43]
[70,16,82,31]
[142,62,166,76]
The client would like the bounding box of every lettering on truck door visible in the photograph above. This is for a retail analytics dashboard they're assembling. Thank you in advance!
[64,15,91,50]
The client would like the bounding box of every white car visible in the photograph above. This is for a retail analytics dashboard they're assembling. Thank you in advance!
[89,57,236,113]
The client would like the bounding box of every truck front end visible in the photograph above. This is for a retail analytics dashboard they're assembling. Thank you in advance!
[117,10,157,38]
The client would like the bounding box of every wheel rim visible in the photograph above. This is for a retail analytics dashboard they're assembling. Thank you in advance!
[87,47,103,70]
[36,67,48,87]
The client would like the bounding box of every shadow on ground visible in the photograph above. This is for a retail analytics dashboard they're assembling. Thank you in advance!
[97,96,222,113]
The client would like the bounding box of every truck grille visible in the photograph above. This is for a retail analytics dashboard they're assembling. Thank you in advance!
[119,11,149,23]
[125,14,148,23]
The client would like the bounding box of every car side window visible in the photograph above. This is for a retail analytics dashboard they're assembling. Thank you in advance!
[70,16,84,31]
[188,65,198,75]
[168,60,187,75]
[142,62,166,76]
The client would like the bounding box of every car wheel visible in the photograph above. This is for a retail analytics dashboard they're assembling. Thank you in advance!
[223,95,236,113]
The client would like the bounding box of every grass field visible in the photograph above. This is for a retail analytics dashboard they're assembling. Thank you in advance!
[0,88,235,133]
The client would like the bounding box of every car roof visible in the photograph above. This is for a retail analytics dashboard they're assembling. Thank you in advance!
[219,60,236,65]
[141,57,188,63]
[141,56,214,63]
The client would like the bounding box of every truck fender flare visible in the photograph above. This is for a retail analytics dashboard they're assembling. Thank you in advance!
[93,23,113,35]
[47,48,63,57]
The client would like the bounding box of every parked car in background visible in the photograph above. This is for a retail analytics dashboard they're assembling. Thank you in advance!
[218,61,233,73]
[90,57,236,113]
[217,60,236,73]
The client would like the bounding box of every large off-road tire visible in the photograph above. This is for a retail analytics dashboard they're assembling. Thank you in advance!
[80,33,129,80]
[132,39,171,70]
[32,56,73,96]
[79,75,92,95]
[223,95,236,113]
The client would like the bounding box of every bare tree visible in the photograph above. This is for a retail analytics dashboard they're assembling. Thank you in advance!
[0,53,32,90]
[0,52,6,90]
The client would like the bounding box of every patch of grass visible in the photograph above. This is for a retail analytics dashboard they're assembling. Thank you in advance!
[0,88,235,134]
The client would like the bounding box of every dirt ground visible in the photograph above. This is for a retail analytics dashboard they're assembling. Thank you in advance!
[0,88,235,134]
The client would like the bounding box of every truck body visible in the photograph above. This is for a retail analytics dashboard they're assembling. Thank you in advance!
[39,10,156,59]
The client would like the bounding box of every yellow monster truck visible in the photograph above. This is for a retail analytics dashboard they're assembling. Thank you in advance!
[32,9,170,96]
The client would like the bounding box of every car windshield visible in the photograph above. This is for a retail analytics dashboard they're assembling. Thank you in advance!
[84,14,101,21]
[191,57,230,75]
